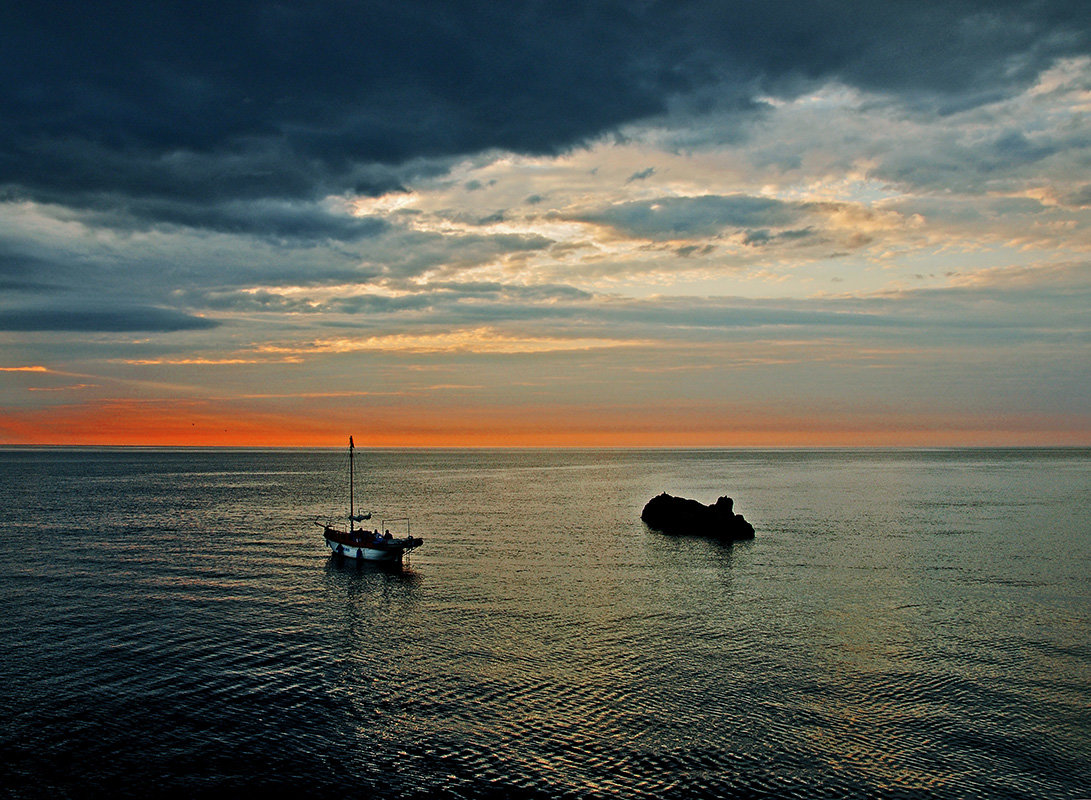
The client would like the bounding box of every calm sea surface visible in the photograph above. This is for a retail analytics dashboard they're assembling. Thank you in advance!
[0,448,1088,799]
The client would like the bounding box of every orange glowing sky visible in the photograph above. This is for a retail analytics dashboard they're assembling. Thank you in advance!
[1,394,1086,448]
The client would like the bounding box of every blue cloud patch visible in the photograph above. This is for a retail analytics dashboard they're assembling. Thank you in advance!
[0,307,219,332]
[578,195,803,240]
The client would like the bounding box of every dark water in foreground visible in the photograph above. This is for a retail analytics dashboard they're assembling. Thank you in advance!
[0,448,1088,799]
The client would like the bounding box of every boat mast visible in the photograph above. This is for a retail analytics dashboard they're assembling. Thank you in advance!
[349,435,355,533]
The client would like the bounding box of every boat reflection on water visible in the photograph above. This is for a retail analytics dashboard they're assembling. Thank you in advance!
[321,546,422,633]
[324,552,419,578]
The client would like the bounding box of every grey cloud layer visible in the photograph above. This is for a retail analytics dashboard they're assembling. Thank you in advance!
[185,261,1091,345]
[0,306,218,332]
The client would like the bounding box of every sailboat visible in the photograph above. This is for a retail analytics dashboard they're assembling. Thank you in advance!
[316,436,423,563]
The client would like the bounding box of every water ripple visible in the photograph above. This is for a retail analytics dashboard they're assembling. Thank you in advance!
[1,448,1089,798]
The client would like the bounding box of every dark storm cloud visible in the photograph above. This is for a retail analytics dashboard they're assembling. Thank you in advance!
[0,306,219,332]
[1,0,1086,214]
[0,250,68,293]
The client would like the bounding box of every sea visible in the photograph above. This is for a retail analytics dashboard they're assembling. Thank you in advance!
[0,447,1088,799]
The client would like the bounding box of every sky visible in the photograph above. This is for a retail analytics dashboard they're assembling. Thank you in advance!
[1,0,1089,447]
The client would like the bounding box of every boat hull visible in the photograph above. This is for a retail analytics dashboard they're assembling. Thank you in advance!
[323,528,422,562]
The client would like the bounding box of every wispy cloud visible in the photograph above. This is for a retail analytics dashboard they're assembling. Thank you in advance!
[259,327,652,356]
[27,384,97,392]
[122,357,299,366]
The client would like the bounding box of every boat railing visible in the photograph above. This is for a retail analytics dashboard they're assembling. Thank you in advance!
[380,516,410,537]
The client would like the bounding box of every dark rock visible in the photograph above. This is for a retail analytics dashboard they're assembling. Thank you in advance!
[641,493,755,541]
